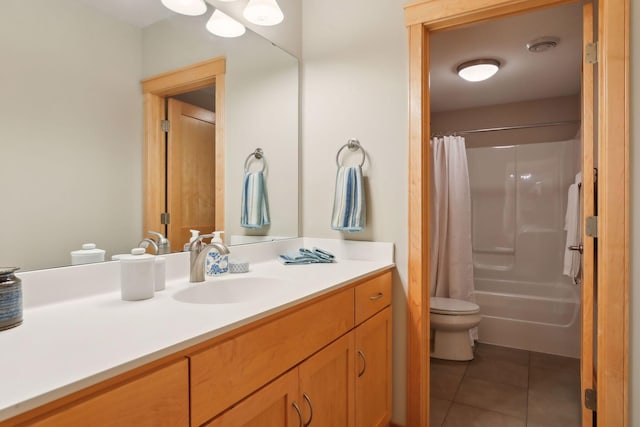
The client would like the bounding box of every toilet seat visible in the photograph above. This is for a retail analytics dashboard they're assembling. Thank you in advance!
[430,297,480,315]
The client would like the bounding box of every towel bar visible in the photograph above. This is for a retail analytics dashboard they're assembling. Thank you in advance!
[244,148,266,172]
[336,138,365,168]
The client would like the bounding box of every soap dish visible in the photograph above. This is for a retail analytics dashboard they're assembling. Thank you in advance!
[229,258,249,274]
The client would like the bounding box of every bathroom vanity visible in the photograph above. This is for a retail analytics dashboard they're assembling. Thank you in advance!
[0,239,393,427]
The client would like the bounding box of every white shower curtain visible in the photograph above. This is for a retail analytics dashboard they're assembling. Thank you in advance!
[430,136,475,306]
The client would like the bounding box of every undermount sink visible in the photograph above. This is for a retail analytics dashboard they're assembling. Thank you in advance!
[173,276,295,305]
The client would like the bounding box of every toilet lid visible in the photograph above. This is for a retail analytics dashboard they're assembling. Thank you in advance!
[430,297,480,315]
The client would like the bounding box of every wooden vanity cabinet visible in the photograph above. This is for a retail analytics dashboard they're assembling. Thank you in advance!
[205,271,392,427]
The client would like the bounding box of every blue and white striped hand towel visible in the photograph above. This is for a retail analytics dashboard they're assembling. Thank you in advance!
[241,171,270,228]
[331,166,365,232]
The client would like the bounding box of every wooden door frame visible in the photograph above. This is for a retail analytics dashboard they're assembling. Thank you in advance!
[141,57,226,239]
[404,1,629,426]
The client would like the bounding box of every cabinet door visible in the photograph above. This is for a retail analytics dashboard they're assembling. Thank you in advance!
[28,359,189,427]
[355,307,392,427]
[205,369,301,427]
[298,333,355,427]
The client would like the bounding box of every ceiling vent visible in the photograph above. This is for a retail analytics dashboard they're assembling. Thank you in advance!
[526,37,560,53]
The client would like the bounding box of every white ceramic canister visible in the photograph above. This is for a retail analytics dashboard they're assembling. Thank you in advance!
[154,256,166,291]
[70,243,106,265]
[120,248,155,301]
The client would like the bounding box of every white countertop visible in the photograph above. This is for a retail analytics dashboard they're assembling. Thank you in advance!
[0,238,394,422]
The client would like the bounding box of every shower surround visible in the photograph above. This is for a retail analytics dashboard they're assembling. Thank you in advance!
[467,138,581,357]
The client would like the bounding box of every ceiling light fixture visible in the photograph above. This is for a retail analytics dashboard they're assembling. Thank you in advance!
[243,0,284,26]
[161,0,207,16]
[456,59,501,82]
[206,9,246,38]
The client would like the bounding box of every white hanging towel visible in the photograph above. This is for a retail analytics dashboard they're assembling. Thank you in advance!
[563,172,582,279]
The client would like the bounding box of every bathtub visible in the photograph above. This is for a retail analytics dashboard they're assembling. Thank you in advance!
[473,277,581,358]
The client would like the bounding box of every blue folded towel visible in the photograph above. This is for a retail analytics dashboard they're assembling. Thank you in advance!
[331,166,365,232]
[241,171,270,229]
[279,247,336,265]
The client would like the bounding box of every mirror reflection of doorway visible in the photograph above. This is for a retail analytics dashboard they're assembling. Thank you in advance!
[166,89,216,250]
[141,57,225,253]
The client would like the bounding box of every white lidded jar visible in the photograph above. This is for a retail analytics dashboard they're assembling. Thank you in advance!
[154,256,166,291]
[70,243,105,265]
[120,248,155,301]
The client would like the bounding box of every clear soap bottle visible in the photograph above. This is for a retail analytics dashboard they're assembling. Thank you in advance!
[206,231,229,276]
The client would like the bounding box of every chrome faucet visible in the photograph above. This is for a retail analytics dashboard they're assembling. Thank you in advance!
[139,231,171,255]
[188,233,230,283]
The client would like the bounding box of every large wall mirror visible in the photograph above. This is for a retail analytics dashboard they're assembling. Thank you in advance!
[1,0,299,272]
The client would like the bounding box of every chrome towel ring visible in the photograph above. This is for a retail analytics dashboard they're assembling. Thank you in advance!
[244,148,266,173]
[336,138,366,168]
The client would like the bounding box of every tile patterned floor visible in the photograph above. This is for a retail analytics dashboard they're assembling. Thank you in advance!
[430,343,581,427]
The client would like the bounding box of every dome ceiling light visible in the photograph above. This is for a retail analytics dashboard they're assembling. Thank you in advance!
[456,59,501,82]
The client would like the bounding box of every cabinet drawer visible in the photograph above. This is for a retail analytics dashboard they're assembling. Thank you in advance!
[355,271,392,325]
[190,289,354,427]
[27,360,189,427]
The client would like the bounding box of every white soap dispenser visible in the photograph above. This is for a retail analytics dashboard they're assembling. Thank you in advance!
[184,229,200,252]
[205,231,229,276]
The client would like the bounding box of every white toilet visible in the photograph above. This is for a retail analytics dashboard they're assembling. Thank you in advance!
[430,297,481,361]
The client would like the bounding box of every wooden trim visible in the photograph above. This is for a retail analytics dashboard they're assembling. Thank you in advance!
[580,4,595,426]
[214,74,226,232]
[142,58,226,244]
[407,23,430,427]
[141,57,226,97]
[597,0,630,425]
[142,93,166,236]
[405,0,629,426]
[404,0,573,29]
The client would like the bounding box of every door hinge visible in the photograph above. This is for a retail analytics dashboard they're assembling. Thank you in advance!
[160,212,170,225]
[585,42,598,64]
[161,120,170,132]
[586,216,598,238]
[585,388,597,411]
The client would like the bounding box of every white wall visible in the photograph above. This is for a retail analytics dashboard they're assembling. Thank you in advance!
[301,0,409,423]
[0,0,143,271]
[630,1,639,425]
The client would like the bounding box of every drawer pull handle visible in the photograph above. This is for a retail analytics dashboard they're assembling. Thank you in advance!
[369,292,384,301]
[303,393,314,426]
[358,350,367,377]
[292,402,303,427]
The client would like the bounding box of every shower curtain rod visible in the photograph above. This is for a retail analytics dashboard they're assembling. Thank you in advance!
[435,120,580,136]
